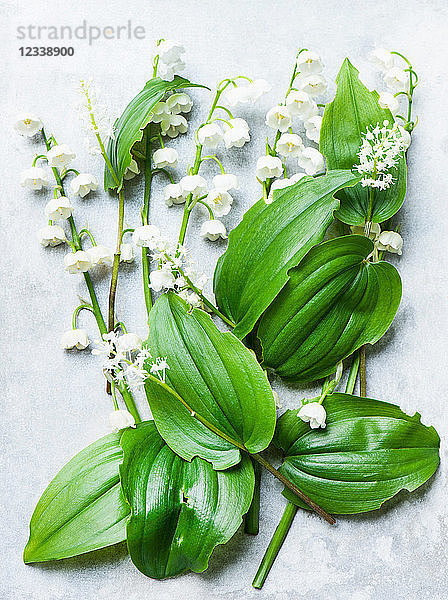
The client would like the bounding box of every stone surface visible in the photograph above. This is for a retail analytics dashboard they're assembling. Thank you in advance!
[1,0,447,598]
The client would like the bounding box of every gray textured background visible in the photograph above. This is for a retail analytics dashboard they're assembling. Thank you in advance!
[2,0,448,598]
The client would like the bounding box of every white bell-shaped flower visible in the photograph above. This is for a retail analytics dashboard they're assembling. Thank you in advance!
[265,105,292,132]
[64,250,92,273]
[123,159,140,180]
[304,115,323,143]
[153,147,178,169]
[120,243,135,263]
[378,92,399,114]
[161,114,188,138]
[60,328,90,350]
[157,40,185,65]
[277,133,304,158]
[256,155,283,181]
[285,90,318,119]
[397,126,411,150]
[212,173,239,192]
[297,147,325,175]
[177,289,202,308]
[200,219,227,241]
[47,144,76,167]
[45,196,73,221]
[205,189,233,217]
[383,67,408,92]
[164,182,186,206]
[150,267,176,291]
[38,224,66,247]
[370,48,394,72]
[297,50,323,74]
[70,173,99,197]
[180,174,207,198]
[132,224,161,249]
[197,123,223,149]
[86,245,113,267]
[249,79,271,101]
[376,231,403,255]
[159,59,185,81]
[297,74,327,97]
[166,92,193,114]
[116,333,143,353]
[20,167,49,190]
[14,113,42,137]
[223,121,250,148]
[109,409,136,432]
[298,402,326,429]
[150,101,171,123]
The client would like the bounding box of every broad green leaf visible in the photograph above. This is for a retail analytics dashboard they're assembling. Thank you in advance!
[144,293,276,470]
[213,170,360,339]
[24,434,129,563]
[104,76,205,191]
[274,394,440,514]
[120,421,254,578]
[320,58,407,225]
[258,235,402,382]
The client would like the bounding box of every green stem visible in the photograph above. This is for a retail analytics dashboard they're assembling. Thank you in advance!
[345,351,361,395]
[244,459,261,535]
[252,502,298,589]
[142,130,153,322]
[359,345,367,397]
[108,189,125,332]
[72,304,94,330]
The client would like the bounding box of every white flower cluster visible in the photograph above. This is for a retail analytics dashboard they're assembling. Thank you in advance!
[92,330,170,389]
[370,48,409,94]
[148,92,192,139]
[356,121,410,190]
[257,50,327,200]
[156,40,186,81]
[132,224,207,306]
[77,79,115,155]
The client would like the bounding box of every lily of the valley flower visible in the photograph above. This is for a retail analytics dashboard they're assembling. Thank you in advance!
[205,189,233,217]
[123,159,140,180]
[378,92,400,114]
[45,196,73,221]
[177,289,203,308]
[64,250,92,273]
[46,144,76,167]
[197,122,223,149]
[304,115,323,143]
[265,105,292,132]
[212,173,239,192]
[296,50,323,74]
[164,182,186,206]
[109,409,136,432]
[166,92,193,114]
[223,118,250,149]
[266,173,307,203]
[297,74,327,97]
[132,224,161,249]
[376,231,403,255]
[277,133,304,158]
[297,147,325,175]
[153,147,179,168]
[150,267,176,291]
[370,48,394,72]
[298,402,327,429]
[20,167,49,190]
[161,114,188,138]
[116,333,143,353]
[70,173,99,197]
[200,219,227,241]
[38,224,66,247]
[14,113,43,137]
[256,155,283,181]
[151,101,171,123]
[383,67,408,92]
[60,328,90,350]
[285,90,318,119]
[225,79,271,106]
[157,41,186,81]
[120,243,135,263]
[180,174,208,198]
[86,245,113,267]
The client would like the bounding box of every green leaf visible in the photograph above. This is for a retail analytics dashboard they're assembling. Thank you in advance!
[274,393,440,514]
[144,293,277,470]
[320,58,407,225]
[213,170,360,339]
[104,76,206,191]
[24,434,129,563]
[258,235,402,382]
[120,421,254,578]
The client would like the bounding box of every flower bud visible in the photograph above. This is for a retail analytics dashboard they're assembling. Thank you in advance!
[60,329,90,350]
